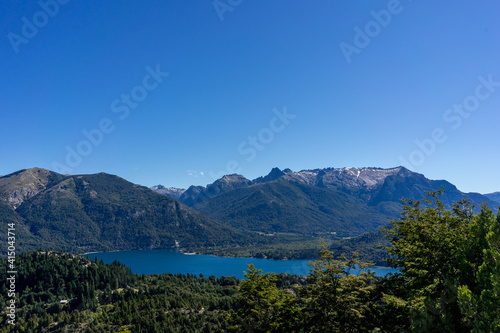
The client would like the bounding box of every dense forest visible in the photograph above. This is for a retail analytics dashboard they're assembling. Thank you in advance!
[1,191,499,332]
[195,231,390,265]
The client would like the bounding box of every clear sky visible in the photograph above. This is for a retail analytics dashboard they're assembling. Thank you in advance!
[1,0,499,193]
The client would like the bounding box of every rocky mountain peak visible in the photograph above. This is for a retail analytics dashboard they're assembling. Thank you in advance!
[209,174,251,192]
[150,185,186,200]
[277,166,404,189]
[254,167,285,183]
[0,168,65,209]
[326,166,404,189]
[218,174,250,184]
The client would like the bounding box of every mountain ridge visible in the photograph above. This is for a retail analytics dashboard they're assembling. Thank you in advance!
[3,166,495,257]
[0,168,263,254]
[152,166,496,238]
[485,191,500,203]
[152,166,494,208]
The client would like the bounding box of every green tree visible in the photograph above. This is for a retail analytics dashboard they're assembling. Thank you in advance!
[230,264,301,332]
[383,190,500,332]
[301,248,378,333]
[457,206,500,332]
[230,245,380,332]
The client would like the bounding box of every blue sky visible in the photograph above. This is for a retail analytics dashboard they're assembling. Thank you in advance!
[1,0,500,193]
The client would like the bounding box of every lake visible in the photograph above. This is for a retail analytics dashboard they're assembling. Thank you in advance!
[85,249,398,279]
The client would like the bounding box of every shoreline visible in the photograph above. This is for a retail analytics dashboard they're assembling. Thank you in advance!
[80,248,392,268]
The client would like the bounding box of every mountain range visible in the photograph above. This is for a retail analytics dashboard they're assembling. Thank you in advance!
[152,166,498,237]
[0,168,261,254]
[1,166,497,258]
[485,191,500,203]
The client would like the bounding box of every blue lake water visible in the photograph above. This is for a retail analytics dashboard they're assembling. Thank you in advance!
[85,249,398,279]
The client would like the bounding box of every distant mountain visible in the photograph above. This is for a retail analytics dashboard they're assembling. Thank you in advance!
[150,185,185,200]
[0,168,260,254]
[178,174,252,206]
[193,178,390,237]
[168,166,496,237]
[278,167,402,190]
[167,167,421,206]
[365,167,494,208]
[485,192,500,204]
[5,166,493,257]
